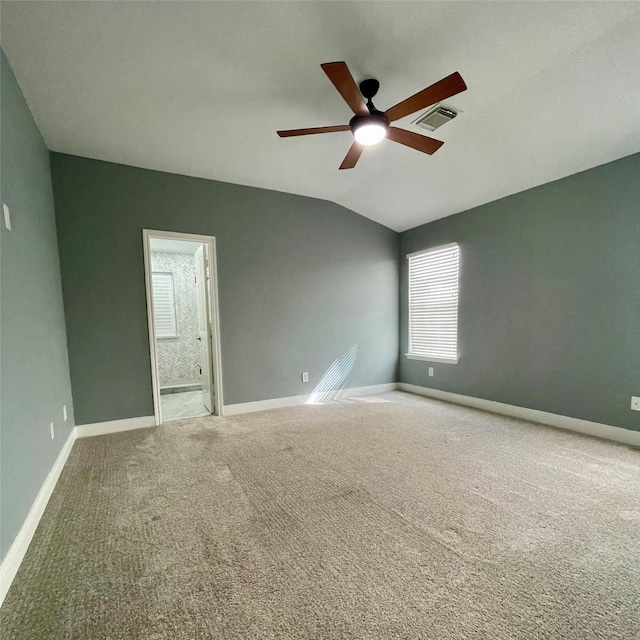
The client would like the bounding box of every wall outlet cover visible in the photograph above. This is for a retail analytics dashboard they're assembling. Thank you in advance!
[63,404,67,421]
[631,396,640,411]
[302,372,309,383]
[49,422,55,439]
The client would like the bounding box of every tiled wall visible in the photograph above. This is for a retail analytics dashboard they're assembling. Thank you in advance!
[151,252,201,387]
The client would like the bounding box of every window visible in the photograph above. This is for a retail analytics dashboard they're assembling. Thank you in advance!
[152,272,178,338]
[407,242,460,364]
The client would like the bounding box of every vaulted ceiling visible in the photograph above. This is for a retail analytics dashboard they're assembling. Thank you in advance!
[2,2,639,231]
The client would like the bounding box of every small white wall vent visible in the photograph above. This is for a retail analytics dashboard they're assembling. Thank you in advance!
[413,103,459,132]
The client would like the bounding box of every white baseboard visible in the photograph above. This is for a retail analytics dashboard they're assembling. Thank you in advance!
[340,383,398,398]
[223,383,398,416]
[0,414,156,605]
[398,383,640,446]
[75,415,156,438]
[0,427,77,607]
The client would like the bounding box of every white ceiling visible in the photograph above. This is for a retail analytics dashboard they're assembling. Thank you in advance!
[2,2,639,232]
[150,238,200,255]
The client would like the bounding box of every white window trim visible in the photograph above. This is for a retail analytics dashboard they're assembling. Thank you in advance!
[406,242,460,364]
[405,354,460,364]
[406,241,459,259]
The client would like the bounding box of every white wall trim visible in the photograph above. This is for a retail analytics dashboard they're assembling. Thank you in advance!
[406,241,459,259]
[0,428,77,607]
[405,354,459,364]
[223,383,398,415]
[340,383,398,397]
[75,416,156,439]
[398,383,640,446]
[1,415,156,605]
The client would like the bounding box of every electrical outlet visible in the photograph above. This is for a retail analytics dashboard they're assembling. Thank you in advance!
[63,404,67,421]
[301,372,309,383]
[3,203,11,230]
[428,367,434,377]
[49,422,55,440]
[631,396,640,412]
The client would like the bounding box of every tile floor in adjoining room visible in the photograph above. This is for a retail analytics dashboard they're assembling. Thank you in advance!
[161,390,209,422]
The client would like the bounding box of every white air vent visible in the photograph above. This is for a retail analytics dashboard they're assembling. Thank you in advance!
[413,103,459,132]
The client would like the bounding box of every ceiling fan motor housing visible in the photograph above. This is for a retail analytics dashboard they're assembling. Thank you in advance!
[351,78,388,136]
[359,78,380,100]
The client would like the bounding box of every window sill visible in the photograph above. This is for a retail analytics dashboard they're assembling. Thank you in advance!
[405,354,459,364]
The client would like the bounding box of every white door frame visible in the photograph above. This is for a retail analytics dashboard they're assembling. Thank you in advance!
[142,229,224,423]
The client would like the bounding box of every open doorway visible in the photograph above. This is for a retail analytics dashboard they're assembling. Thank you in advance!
[143,230,224,423]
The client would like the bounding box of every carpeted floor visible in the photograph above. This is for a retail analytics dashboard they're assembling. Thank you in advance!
[1,391,639,639]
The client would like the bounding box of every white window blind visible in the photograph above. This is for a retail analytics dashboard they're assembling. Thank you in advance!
[152,272,178,338]
[407,243,460,363]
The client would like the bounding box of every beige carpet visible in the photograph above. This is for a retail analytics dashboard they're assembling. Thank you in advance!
[1,391,639,639]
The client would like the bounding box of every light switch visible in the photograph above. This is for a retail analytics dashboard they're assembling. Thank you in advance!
[3,203,11,230]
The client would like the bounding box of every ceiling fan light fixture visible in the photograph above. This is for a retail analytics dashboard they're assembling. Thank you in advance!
[353,122,387,146]
[278,62,467,169]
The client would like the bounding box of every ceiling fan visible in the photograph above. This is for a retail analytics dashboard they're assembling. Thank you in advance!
[277,62,467,170]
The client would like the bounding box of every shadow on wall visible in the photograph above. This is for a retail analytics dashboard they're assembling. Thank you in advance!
[306,344,358,404]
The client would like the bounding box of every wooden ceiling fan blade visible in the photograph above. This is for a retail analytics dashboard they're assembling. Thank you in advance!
[321,62,369,117]
[385,72,467,122]
[387,127,444,155]
[277,125,350,137]
[339,142,364,170]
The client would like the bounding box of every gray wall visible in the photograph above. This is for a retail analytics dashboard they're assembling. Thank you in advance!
[400,153,640,431]
[50,154,399,425]
[151,251,201,387]
[0,51,75,560]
